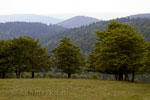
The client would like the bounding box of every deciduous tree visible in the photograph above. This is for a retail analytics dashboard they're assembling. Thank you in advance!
[92,21,145,82]
[51,38,84,78]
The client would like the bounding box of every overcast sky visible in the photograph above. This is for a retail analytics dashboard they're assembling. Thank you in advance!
[0,0,150,20]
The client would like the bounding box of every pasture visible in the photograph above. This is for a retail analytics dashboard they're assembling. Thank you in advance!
[0,79,150,100]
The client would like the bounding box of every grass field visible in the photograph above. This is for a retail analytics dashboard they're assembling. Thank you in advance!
[0,79,150,100]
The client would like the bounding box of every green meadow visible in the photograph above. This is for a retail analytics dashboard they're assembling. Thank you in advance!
[0,79,150,100]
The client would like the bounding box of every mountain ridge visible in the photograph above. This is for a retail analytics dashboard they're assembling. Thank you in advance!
[1,13,150,53]
[56,16,100,28]
[0,22,67,44]
[128,13,150,18]
[0,14,63,25]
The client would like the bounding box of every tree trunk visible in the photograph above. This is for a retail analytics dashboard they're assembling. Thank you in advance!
[16,71,21,78]
[115,74,118,80]
[68,73,71,79]
[125,73,129,81]
[2,72,5,79]
[131,71,135,82]
[118,73,123,80]
[32,72,34,78]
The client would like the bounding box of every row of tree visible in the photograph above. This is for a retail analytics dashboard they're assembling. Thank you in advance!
[0,36,84,79]
[51,21,150,82]
[0,21,150,82]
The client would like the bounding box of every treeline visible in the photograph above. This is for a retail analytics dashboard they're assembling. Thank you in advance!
[50,21,150,82]
[0,18,150,55]
[0,21,150,82]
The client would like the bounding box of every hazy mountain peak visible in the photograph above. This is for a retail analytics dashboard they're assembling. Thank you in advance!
[56,16,100,28]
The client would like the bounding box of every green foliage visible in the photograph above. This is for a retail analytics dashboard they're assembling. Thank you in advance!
[5,73,16,78]
[42,73,49,78]
[51,38,84,78]
[54,73,64,78]
[23,73,31,78]
[79,74,90,79]
[48,73,54,78]
[0,22,66,45]
[10,36,51,78]
[0,40,12,74]
[45,18,150,53]
[71,74,80,79]
[36,73,42,78]
[90,74,98,79]
[0,36,52,78]
[140,42,150,73]
[90,21,145,81]
[86,52,97,72]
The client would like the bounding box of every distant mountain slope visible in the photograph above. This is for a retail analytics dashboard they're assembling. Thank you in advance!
[128,13,150,18]
[1,16,150,54]
[0,22,66,44]
[56,16,100,28]
[45,18,150,53]
[0,14,63,24]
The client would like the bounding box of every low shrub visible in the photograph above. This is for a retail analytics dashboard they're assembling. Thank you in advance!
[55,73,64,78]
[71,74,79,79]
[36,73,42,78]
[90,74,98,79]
[42,73,49,78]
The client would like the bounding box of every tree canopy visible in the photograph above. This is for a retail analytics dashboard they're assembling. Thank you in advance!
[89,21,145,82]
[0,36,51,78]
[51,38,84,78]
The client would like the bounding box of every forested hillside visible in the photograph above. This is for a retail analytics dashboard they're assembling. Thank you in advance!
[128,13,150,19]
[45,18,150,53]
[0,18,150,54]
[0,22,66,44]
